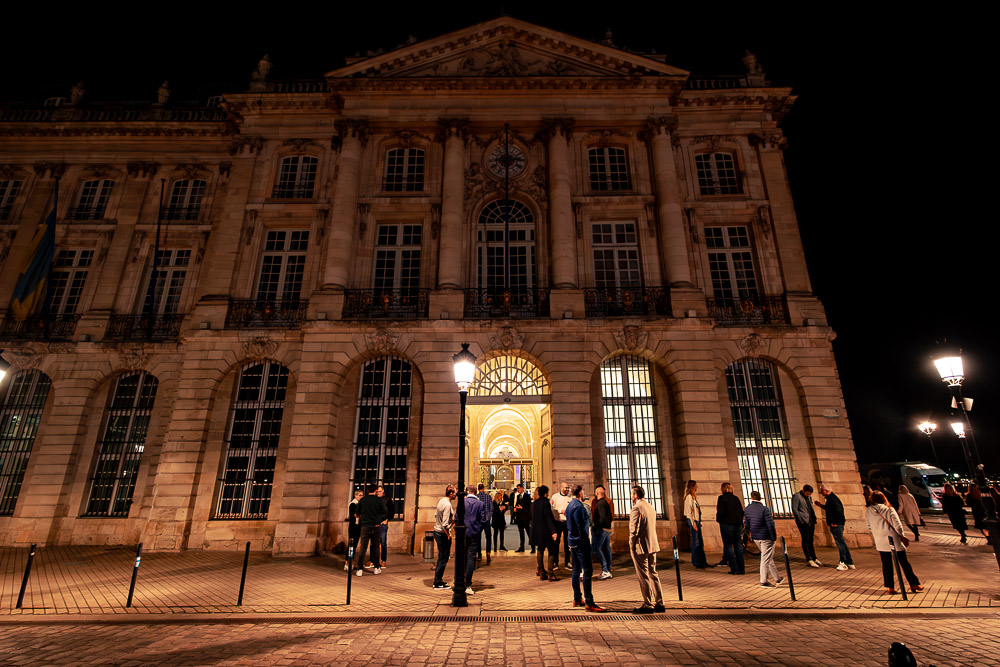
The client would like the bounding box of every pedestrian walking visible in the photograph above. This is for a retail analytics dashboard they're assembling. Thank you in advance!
[567,485,605,612]
[683,480,709,568]
[791,484,821,567]
[591,485,614,579]
[476,483,494,564]
[464,485,484,594]
[551,482,572,569]
[530,485,559,581]
[941,483,968,544]
[345,488,364,571]
[629,485,665,613]
[376,485,392,568]
[967,485,987,537]
[815,484,855,570]
[432,485,456,590]
[354,485,386,577]
[745,490,782,587]
[512,484,532,552]
[492,490,508,552]
[865,491,923,595]
[716,482,745,575]
[896,485,921,541]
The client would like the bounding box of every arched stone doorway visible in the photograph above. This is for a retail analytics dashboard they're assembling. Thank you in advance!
[466,355,550,493]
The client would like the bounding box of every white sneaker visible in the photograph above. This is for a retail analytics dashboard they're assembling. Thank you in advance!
[807,560,820,568]
[344,563,350,571]
[813,559,823,567]
[836,562,848,571]
[373,567,382,575]
[356,569,363,577]
[466,587,475,595]
[847,564,856,570]
[600,571,613,579]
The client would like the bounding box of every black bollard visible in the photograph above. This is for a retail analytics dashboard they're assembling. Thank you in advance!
[15,543,36,610]
[126,543,142,608]
[780,537,796,601]
[346,538,355,606]
[888,536,908,600]
[672,535,683,601]
[237,541,251,606]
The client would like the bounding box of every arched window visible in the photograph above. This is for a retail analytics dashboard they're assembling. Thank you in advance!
[725,358,794,516]
[588,147,632,191]
[383,148,424,192]
[476,199,536,290]
[600,355,663,516]
[0,369,51,515]
[163,179,206,220]
[273,155,318,199]
[69,179,114,220]
[0,179,22,221]
[695,152,742,195]
[215,361,288,519]
[468,355,549,403]
[85,372,158,517]
[352,356,412,519]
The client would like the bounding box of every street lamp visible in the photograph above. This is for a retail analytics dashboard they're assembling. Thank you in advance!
[0,354,9,387]
[931,346,984,484]
[949,419,976,483]
[916,421,939,467]
[451,343,477,607]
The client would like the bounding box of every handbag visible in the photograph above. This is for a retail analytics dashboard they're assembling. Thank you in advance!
[877,510,909,548]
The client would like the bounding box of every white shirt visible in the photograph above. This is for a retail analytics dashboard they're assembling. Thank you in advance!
[434,496,455,533]
[551,491,571,522]
[683,494,701,522]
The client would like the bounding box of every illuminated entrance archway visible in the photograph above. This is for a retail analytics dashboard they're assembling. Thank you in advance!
[466,355,550,491]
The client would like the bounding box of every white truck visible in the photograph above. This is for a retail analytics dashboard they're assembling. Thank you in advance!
[859,462,947,509]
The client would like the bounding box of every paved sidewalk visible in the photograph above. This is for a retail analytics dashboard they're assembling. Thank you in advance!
[2,520,996,617]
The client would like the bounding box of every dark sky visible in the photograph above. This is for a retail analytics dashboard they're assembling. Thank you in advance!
[2,5,992,474]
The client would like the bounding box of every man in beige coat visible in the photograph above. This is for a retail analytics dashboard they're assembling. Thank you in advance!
[629,485,665,613]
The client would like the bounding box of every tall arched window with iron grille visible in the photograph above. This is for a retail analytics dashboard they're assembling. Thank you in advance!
[0,369,52,515]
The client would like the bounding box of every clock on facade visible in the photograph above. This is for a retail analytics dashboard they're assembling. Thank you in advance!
[486,144,526,179]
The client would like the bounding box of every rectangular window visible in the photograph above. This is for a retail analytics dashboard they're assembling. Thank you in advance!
[383,148,425,192]
[589,147,632,191]
[69,179,114,220]
[696,153,742,195]
[164,179,206,220]
[255,230,309,302]
[0,179,22,220]
[592,222,641,290]
[373,224,422,291]
[273,156,318,199]
[705,226,758,299]
[48,249,94,315]
[143,249,191,315]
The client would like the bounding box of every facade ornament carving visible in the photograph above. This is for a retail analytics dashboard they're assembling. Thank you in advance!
[96,229,115,265]
[117,344,151,371]
[645,203,657,238]
[739,333,765,357]
[332,119,370,148]
[638,115,678,143]
[126,161,158,178]
[365,326,400,352]
[242,209,260,246]
[0,164,25,179]
[282,138,318,151]
[389,129,430,146]
[32,162,67,179]
[749,130,787,150]
[250,54,271,91]
[458,40,540,76]
[357,203,370,239]
[156,81,171,106]
[175,163,205,179]
[613,325,648,352]
[70,81,86,105]
[436,117,470,143]
[585,129,629,146]
[130,230,146,263]
[243,335,278,360]
[227,136,265,155]
[521,166,549,205]
[743,50,763,74]
[691,135,738,151]
[538,59,584,76]
[84,164,118,178]
[2,344,44,370]
[430,203,440,239]
[755,205,773,240]
[488,323,524,352]
[218,161,233,177]
[540,117,575,142]
[572,202,583,239]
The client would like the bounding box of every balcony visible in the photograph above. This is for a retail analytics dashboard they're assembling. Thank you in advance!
[270,187,314,200]
[0,313,80,340]
[707,294,789,326]
[584,286,670,318]
[342,289,429,320]
[65,206,108,221]
[463,288,550,319]
[104,313,184,341]
[160,206,201,221]
[225,299,308,328]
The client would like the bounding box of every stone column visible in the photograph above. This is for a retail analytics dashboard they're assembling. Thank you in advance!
[323,120,368,289]
[436,118,468,289]
[544,118,578,288]
[643,116,693,286]
[751,129,812,294]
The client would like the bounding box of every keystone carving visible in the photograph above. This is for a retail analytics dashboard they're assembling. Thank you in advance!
[365,327,400,352]
[282,138,318,151]
[84,164,118,178]
[739,333,765,357]
[2,344,43,370]
[488,323,523,352]
[243,335,278,359]
[175,163,205,179]
[613,325,648,352]
[117,344,150,371]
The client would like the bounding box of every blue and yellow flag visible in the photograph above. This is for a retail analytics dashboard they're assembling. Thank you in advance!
[11,186,57,321]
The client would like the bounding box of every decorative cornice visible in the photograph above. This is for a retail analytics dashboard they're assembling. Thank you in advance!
[333,119,370,148]
[3,126,232,138]
[32,162,67,179]
[749,130,787,151]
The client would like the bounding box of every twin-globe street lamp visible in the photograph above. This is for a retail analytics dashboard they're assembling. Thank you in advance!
[931,348,984,485]
[451,343,477,607]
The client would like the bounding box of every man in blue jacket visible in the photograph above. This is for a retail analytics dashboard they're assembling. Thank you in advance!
[744,490,782,587]
[463,485,484,595]
[566,485,605,612]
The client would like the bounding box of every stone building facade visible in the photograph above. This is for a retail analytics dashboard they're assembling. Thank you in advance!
[0,18,866,555]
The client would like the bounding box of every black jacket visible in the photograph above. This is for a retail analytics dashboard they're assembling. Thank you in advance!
[591,496,613,530]
[716,492,745,526]
[512,491,531,524]
[530,496,556,546]
[818,492,846,525]
[357,494,386,526]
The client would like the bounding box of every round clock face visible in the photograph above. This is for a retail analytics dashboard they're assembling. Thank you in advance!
[486,144,526,179]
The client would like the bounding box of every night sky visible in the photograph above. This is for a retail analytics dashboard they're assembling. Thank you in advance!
[2,5,991,474]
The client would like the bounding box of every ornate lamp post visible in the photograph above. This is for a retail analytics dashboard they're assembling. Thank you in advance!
[451,343,477,607]
[932,347,984,484]
[916,421,939,467]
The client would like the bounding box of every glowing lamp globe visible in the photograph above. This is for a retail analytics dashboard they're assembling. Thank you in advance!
[453,343,477,392]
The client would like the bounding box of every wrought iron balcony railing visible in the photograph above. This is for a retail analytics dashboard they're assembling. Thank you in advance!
[584,286,671,318]
[463,288,550,319]
[707,294,790,326]
[270,187,315,200]
[225,299,308,328]
[65,206,108,221]
[0,313,80,340]
[104,313,184,341]
[342,289,429,320]
[381,179,424,193]
[160,206,201,221]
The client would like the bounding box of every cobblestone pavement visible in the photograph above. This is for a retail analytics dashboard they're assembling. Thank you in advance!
[1,520,995,616]
[0,614,998,665]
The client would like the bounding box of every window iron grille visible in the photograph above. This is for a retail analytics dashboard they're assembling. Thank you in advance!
[0,370,52,515]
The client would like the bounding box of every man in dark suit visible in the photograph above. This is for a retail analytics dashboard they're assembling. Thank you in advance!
[511,483,532,552]
[530,485,558,580]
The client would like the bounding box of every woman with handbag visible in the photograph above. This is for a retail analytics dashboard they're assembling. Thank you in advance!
[896,485,922,541]
[865,491,923,595]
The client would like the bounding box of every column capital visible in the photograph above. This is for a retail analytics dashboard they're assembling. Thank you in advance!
[436,117,470,143]
[638,115,678,144]
[333,119,370,148]
[32,161,67,180]
[539,117,575,142]
[749,129,787,151]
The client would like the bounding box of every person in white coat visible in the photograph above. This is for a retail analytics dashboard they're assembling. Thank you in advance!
[865,491,923,595]
[896,486,922,541]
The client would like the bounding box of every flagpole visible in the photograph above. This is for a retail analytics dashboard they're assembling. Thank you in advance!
[41,180,57,336]
[146,179,165,340]
[503,123,510,294]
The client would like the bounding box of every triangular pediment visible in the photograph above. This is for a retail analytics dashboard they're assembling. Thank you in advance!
[327,18,689,80]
